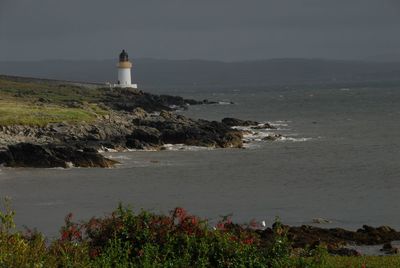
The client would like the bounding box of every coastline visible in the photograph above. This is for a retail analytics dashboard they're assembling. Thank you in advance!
[0,75,281,168]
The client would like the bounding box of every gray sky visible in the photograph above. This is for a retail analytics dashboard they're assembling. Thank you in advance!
[0,0,399,61]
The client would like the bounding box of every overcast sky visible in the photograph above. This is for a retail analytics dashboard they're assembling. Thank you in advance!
[0,0,399,61]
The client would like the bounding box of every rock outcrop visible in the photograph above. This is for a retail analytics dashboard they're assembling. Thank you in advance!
[101,88,210,113]
[0,143,117,168]
[257,224,400,255]
[222,118,259,127]
[0,111,250,167]
[0,86,267,168]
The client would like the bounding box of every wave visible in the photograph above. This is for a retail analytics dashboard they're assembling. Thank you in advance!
[277,137,312,142]
[161,144,215,151]
[270,120,291,127]
[98,147,119,153]
[106,155,132,160]
[218,101,233,105]
[233,120,312,145]
[126,148,158,152]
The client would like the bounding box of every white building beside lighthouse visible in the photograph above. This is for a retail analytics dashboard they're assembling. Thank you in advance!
[115,50,137,89]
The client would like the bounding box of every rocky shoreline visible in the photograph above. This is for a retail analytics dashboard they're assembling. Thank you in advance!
[0,88,274,168]
[258,224,400,256]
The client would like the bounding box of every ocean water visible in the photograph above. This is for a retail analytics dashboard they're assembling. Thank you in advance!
[1,85,400,238]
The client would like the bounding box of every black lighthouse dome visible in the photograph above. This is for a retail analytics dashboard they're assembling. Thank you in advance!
[119,50,129,62]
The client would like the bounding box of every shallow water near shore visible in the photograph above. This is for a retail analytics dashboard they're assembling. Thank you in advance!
[1,85,400,238]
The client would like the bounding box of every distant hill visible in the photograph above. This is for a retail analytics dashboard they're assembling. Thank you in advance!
[364,54,400,63]
[1,58,400,88]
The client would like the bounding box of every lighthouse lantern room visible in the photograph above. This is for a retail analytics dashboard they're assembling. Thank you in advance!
[115,50,138,89]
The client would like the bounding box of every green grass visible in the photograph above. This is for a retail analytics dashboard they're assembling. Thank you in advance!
[0,77,109,126]
[0,101,98,126]
[324,256,400,268]
[0,77,103,103]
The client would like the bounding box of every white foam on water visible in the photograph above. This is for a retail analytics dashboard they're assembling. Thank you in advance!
[231,126,251,131]
[98,147,119,153]
[233,119,313,144]
[218,101,232,105]
[107,155,132,160]
[66,162,74,168]
[127,148,158,152]
[169,104,182,109]
[243,131,276,141]
[270,121,289,127]
[161,144,215,151]
[277,137,312,142]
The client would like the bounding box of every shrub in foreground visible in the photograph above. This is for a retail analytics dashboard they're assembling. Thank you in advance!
[0,199,374,267]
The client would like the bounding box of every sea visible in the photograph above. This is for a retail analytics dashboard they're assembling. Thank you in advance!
[1,85,400,238]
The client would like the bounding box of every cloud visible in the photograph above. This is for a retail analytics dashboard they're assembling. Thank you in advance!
[0,0,399,60]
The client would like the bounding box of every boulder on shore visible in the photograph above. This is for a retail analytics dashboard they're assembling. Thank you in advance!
[222,117,259,127]
[258,224,400,254]
[133,114,243,149]
[0,143,117,168]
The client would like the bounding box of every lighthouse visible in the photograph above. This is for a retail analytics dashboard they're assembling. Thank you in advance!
[115,50,137,89]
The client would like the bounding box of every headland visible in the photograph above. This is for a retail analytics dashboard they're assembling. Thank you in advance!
[0,75,274,168]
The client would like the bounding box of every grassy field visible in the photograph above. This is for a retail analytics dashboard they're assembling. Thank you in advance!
[0,76,108,126]
[0,101,99,126]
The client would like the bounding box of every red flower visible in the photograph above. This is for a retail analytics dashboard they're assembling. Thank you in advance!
[191,217,198,225]
[61,231,69,241]
[216,222,225,230]
[89,249,100,258]
[243,238,254,245]
[173,207,187,222]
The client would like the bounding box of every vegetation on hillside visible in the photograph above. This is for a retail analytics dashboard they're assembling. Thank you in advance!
[0,199,399,267]
[0,77,108,126]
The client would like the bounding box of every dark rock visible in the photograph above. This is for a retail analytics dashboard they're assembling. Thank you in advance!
[52,146,117,168]
[222,117,259,127]
[101,89,203,113]
[125,139,145,150]
[7,143,67,168]
[282,225,400,250]
[159,110,175,120]
[3,143,117,168]
[251,123,277,130]
[0,149,11,165]
[132,114,243,148]
[132,107,147,119]
[126,127,161,146]
[329,248,361,256]
[262,134,282,141]
[381,242,400,255]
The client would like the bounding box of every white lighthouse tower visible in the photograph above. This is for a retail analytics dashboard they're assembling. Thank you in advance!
[115,50,137,89]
